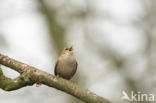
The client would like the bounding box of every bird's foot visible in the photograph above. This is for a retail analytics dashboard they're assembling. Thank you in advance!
[54,75,59,82]
[69,79,74,83]
[69,79,75,86]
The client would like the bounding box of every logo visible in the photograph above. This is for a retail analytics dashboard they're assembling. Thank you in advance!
[121,91,155,102]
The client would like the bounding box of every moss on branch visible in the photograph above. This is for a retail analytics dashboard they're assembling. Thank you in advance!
[0,53,111,103]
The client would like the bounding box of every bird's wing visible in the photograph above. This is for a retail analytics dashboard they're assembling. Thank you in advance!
[54,60,59,75]
[75,61,78,72]
[76,61,78,69]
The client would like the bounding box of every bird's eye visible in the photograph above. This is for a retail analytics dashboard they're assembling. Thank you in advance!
[65,48,68,50]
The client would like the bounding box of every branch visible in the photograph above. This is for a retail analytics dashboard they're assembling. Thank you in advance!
[0,53,111,103]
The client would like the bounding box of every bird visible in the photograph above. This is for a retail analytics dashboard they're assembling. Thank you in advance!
[54,46,77,80]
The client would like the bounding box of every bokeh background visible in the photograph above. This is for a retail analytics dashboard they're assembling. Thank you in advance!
[0,0,156,103]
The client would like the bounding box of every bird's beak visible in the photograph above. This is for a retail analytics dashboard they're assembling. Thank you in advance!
[69,46,73,51]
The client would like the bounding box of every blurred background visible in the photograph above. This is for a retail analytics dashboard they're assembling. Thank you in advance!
[0,0,156,103]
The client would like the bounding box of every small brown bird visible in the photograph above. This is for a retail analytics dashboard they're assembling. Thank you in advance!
[54,46,77,80]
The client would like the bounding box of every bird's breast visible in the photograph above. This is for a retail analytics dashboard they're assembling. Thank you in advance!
[56,56,77,79]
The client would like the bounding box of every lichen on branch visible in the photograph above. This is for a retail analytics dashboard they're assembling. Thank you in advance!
[0,53,111,103]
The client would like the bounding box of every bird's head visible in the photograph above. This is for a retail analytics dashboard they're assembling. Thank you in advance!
[61,46,73,56]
